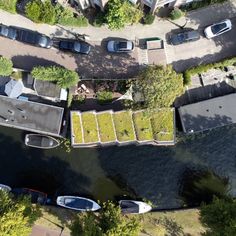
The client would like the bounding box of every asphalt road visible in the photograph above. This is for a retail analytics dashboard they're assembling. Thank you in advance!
[166,16,236,72]
[0,17,235,77]
[0,38,139,79]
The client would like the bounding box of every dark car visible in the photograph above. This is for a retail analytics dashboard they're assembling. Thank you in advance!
[107,40,134,53]
[10,26,53,48]
[11,188,49,205]
[0,24,17,40]
[58,40,91,54]
[169,30,200,45]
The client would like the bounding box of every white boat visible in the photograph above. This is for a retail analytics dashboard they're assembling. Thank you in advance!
[0,184,12,192]
[56,196,101,211]
[25,134,60,149]
[119,200,152,214]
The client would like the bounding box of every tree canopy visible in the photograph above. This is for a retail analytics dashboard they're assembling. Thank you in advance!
[0,190,41,236]
[70,201,141,236]
[105,0,143,30]
[0,56,13,76]
[200,196,236,236]
[31,66,79,89]
[132,65,184,109]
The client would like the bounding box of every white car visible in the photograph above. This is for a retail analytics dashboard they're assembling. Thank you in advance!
[204,19,232,39]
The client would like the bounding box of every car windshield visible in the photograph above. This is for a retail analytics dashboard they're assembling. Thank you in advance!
[211,23,227,34]
[0,26,8,36]
[38,36,48,47]
[115,42,128,51]
[73,42,81,52]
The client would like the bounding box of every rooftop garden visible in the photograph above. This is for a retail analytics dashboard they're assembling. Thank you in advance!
[71,112,83,144]
[113,111,136,142]
[133,111,153,141]
[81,112,99,143]
[97,112,116,143]
[151,109,174,142]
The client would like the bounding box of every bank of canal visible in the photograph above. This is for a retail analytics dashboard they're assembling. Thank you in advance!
[0,124,235,209]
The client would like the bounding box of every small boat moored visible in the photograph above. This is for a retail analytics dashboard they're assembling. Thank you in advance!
[56,196,101,212]
[25,134,60,149]
[0,184,12,192]
[119,200,152,214]
[11,188,48,205]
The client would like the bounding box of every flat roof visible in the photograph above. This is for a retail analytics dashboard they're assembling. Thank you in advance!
[0,95,64,136]
[179,93,236,133]
[34,80,61,98]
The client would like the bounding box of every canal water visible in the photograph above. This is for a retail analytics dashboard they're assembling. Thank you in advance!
[0,124,236,210]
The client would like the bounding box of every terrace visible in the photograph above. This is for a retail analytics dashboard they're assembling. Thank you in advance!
[96,112,116,143]
[81,112,99,143]
[113,111,136,142]
[133,111,153,142]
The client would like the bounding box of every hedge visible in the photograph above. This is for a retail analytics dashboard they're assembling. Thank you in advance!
[181,0,227,11]
[183,57,236,85]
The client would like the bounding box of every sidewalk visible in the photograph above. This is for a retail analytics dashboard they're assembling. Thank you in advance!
[0,0,235,42]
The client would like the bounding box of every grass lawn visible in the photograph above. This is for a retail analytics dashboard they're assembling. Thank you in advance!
[81,112,99,143]
[113,111,136,142]
[133,111,153,141]
[151,109,174,142]
[97,112,116,142]
[140,209,205,236]
[71,112,83,144]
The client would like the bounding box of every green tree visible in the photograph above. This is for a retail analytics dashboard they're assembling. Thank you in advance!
[131,65,184,109]
[0,0,17,13]
[40,0,56,25]
[105,0,143,30]
[0,190,41,236]
[70,201,141,236]
[25,0,43,23]
[31,66,79,89]
[200,197,236,236]
[0,56,13,76]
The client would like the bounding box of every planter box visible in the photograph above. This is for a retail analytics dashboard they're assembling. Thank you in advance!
[113,111,136,142]
[133,111,153,142]
[151,109,174,142]
[96,111,117,143]
[81,111,99,144]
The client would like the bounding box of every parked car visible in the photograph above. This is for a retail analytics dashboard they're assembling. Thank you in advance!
[58,40,91,54]
[169,30,200,45]
[10,26,52,48]
[107,40,134,53]
[204,19,232,39]
[0,24,17,40]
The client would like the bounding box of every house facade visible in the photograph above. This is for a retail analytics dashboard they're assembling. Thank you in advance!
[71,0,197,13]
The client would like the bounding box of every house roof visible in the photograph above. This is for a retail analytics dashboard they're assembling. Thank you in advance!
[0,95,64,136]
[178,93,236,133]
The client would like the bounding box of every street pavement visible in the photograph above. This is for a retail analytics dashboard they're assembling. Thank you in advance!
[0,0,235,76]
[31,225,70,236]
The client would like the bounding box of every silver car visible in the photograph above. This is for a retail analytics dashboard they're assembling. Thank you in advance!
[107,40,134,53]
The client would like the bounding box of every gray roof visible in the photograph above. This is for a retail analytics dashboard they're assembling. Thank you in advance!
[34,80,61,98]
[178,93,236,133]
[0,95,64,136]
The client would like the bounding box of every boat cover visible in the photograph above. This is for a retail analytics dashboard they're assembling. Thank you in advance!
[63,197,93,210]
[120,201,139,214]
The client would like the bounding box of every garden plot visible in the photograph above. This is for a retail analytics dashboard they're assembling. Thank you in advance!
[81,112,99,144]
[113,111,136,142]
[133,111,153,142]
[96,112,117,143]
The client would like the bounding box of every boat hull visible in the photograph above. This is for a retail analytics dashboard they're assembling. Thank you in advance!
[119,200,152,214]
[0,184,11,192]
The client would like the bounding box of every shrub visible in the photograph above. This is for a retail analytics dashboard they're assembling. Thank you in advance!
[93,12,106,27]
[0,0,17,13]
[25,0,43,23]
[40,0,56,25]
[58,15,88,27]
[96,91,113,104]
[169,8,184,20]
[181,0,227,11]
[143,13,155,25]
[31,66,79,89]
[0,56,13,76]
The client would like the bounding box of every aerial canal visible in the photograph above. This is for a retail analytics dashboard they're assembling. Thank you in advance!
[0,124,235,209]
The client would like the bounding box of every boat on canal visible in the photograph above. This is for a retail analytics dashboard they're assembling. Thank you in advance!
[25,134,60,149]
[0,184,11,192]
[56,196,101,211]
[119,200,152,214]
[11,188,48,205]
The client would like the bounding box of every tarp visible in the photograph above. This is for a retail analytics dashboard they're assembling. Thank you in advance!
[5,79,24,98]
